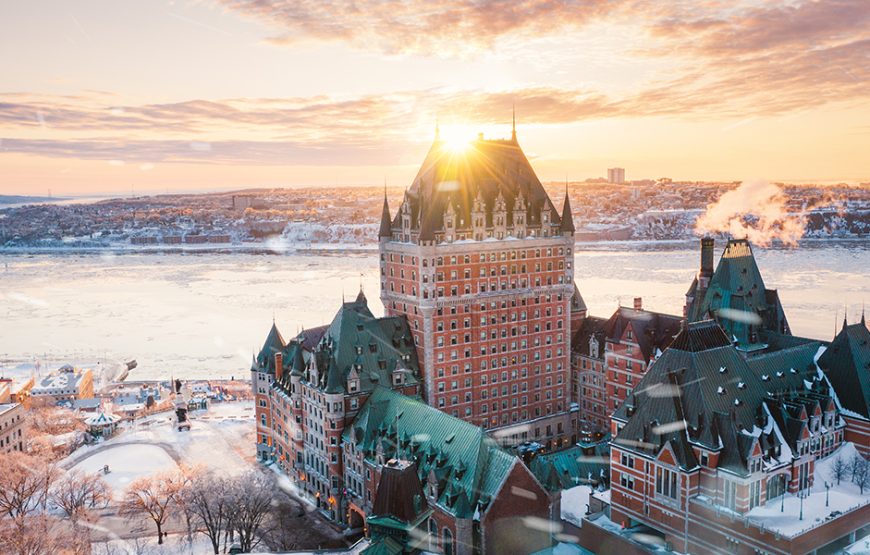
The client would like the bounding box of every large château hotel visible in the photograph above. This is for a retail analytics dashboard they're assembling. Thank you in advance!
[251,124,870,555]
[378,121,580,448]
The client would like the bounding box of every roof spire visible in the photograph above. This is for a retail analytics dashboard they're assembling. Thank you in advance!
[559,181,575,234]
[843,304,848,331]
[511,104,516,142]
[379,182,392,238]
[862,302,866,326]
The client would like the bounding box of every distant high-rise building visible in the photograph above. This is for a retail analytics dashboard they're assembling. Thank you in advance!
[379,123,583,449]
[607,167,625,184]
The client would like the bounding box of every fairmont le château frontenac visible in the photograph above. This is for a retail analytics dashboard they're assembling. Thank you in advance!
[251,125,870,555]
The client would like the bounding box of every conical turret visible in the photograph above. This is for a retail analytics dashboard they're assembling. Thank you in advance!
[378,187,392,238]
[560,186,575,234]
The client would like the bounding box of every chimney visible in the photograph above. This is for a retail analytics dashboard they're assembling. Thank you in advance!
[699,236,714,290]
[633,297,643,311]
[274,352,284,382]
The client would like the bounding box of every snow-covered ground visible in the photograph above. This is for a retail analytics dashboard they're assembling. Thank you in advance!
[845,532,870,555]
[72,444,177,499]
[744,442,870,538]
[560,485,594,527]
[63,401,255,497]
[92,535,370,555]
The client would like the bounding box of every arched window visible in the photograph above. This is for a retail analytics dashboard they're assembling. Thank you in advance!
[443,528,454,555]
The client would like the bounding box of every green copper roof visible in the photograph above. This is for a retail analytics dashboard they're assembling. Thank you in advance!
[344,387,519,519]
[253,321,285,373]
[687,239,790,348]
[818,321,870,418]
[305,293,419,394]
[530,440,610,492]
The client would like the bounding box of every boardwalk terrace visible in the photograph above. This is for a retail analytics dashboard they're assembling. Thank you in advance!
[378,123,580,448]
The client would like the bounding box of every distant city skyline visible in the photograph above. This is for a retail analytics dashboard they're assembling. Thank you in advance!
[1,0,868,195]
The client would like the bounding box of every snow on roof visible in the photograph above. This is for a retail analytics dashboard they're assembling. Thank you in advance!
[560,485,593,527]
[84,412,120,426]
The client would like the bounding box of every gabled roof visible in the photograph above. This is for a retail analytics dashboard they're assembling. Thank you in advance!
[817,321,870,418]
[344,387,519,519]
[604,306,682,363]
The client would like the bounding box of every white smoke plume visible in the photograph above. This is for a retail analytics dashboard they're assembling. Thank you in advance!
[695,179,842,247]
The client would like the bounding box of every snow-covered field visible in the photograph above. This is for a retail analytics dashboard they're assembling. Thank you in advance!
[745,442,870,537]
[72,444,177,498]
[63,401,255,497]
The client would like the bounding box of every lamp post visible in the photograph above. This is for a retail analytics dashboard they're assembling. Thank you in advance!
[825,482,830,507]
[799,492,804,521]
[779,474,785,513]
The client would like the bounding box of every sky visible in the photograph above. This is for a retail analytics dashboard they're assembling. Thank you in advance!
[0,0,868,195]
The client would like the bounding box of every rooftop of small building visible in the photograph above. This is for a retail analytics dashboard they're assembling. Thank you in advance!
[0,402,21,415]
[33,367,89,390]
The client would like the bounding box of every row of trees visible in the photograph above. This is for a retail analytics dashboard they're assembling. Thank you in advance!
[0,452,112,555]
[119,467,292,554]
[0,450,307,554]
[829,452,870,493]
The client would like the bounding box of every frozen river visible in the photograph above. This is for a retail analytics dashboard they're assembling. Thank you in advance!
[1,241,868,381]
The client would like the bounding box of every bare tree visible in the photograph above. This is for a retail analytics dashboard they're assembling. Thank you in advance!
[855,458,869,495]
[173,465,201,546]
[850,454,865,483]
[185,473,231,554]
[0,514,78,555]
[119,470,184,545]
[51,470,112,524]
[0,452,59,520]
[226,471,275,553]
[829,455,848,486]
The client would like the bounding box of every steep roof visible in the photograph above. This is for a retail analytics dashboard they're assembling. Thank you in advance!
[390,136,561,240]
[570,282,587,314]
[687,239,790,348]
[305,295,420,394]
[378,192,392,238]
[604,306,682,363]
[572,316,608,360]
[253,321,285,373]
[613,321,774,471]
[817,321,870,418]
[344,387,519,519]
[560,191,575,233]
[371,460,429,525]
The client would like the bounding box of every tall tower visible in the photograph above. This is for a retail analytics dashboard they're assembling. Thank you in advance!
[379,125,577,449]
